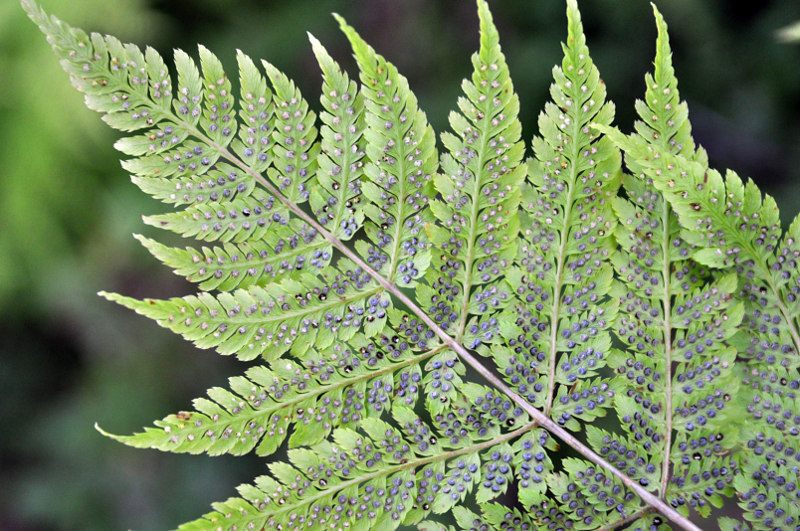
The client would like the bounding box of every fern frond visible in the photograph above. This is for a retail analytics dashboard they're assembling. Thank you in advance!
[427,0,524,348]
[102,340,447,456]
[100,260,384,360]
[176,409,538,530]
[308,34,365,242]
[25,0,728,528]
[602,95,800,531]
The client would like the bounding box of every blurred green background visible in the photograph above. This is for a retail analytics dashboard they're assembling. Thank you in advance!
[3,0,800,529]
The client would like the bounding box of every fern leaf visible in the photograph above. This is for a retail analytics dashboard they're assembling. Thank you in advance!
[606,5,743,521]
[336,14,437,288]
[308,34,366,242]
[427,0,525,348]
[175,409,536,530]
[599,6,800,529]
[99,261,383,360]
[134,228,331,292]
[25,0,724,528]
[101,341,447,457]
[602,84,800,531]
[498,0,620,424]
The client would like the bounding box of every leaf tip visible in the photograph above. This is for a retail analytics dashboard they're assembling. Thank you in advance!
[95,422,126,442]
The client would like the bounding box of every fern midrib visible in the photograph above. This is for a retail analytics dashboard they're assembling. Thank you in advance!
[385,109,415,282]
[660,198,673,498]
[257,420,538,524]
[325,100,363,238]
[268,344,444,417]
[543,104,582,417]
[330,128,359,233]
[193,237,330,281]
[544,198,571,416]
[86,51,702,531]
[455,96,494,344]
[173,286,381,326]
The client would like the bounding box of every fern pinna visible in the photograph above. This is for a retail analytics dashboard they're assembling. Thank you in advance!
[24,0,799,529]
[596,5,800,528]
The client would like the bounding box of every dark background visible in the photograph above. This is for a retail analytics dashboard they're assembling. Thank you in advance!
[3,0,800,529]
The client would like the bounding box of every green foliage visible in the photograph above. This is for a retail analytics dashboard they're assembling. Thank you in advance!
[23,0,800,529]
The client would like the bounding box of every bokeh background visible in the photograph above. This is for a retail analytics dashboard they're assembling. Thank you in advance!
[3,0,800,529]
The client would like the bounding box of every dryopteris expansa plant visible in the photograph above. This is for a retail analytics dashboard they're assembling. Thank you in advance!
[24,0,798,529]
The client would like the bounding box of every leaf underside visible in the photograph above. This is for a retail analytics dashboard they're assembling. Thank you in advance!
[24,0,800,529]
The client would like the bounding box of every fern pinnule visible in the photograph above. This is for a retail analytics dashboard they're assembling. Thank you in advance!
[604,125,800,530]
[335,13,438,289]
[98,339,449,457]
[429,0,524,350]
[308,34,365,243]
[100,259,383,360]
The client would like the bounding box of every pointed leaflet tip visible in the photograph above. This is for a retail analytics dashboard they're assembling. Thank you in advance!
[132,232,152,248]
[20,0,37,16]
[651,1,674,80]
[476,0,495,31]
[565,0,586,47]
[260,59,286,95]
[21,0,57,38]
[476,0,500,55]
[307,32,335,78]
[95,422,124,441]
[306,31,325,58]
[331,12,346,28]
[332,12,370,61]
[651,2,670,51]
[20,0,47,25]
[650,1,668,30]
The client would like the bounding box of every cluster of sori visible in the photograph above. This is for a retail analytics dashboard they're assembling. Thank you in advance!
[25,0,800,528]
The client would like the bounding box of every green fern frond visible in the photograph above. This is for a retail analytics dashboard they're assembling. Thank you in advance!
[26,0,782,528]
[101,340,447,457]
[308,34,366,243]
[428,0,524,352]
[99,261,383,360]
[176,409,537,530]
[498,0,621,420]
